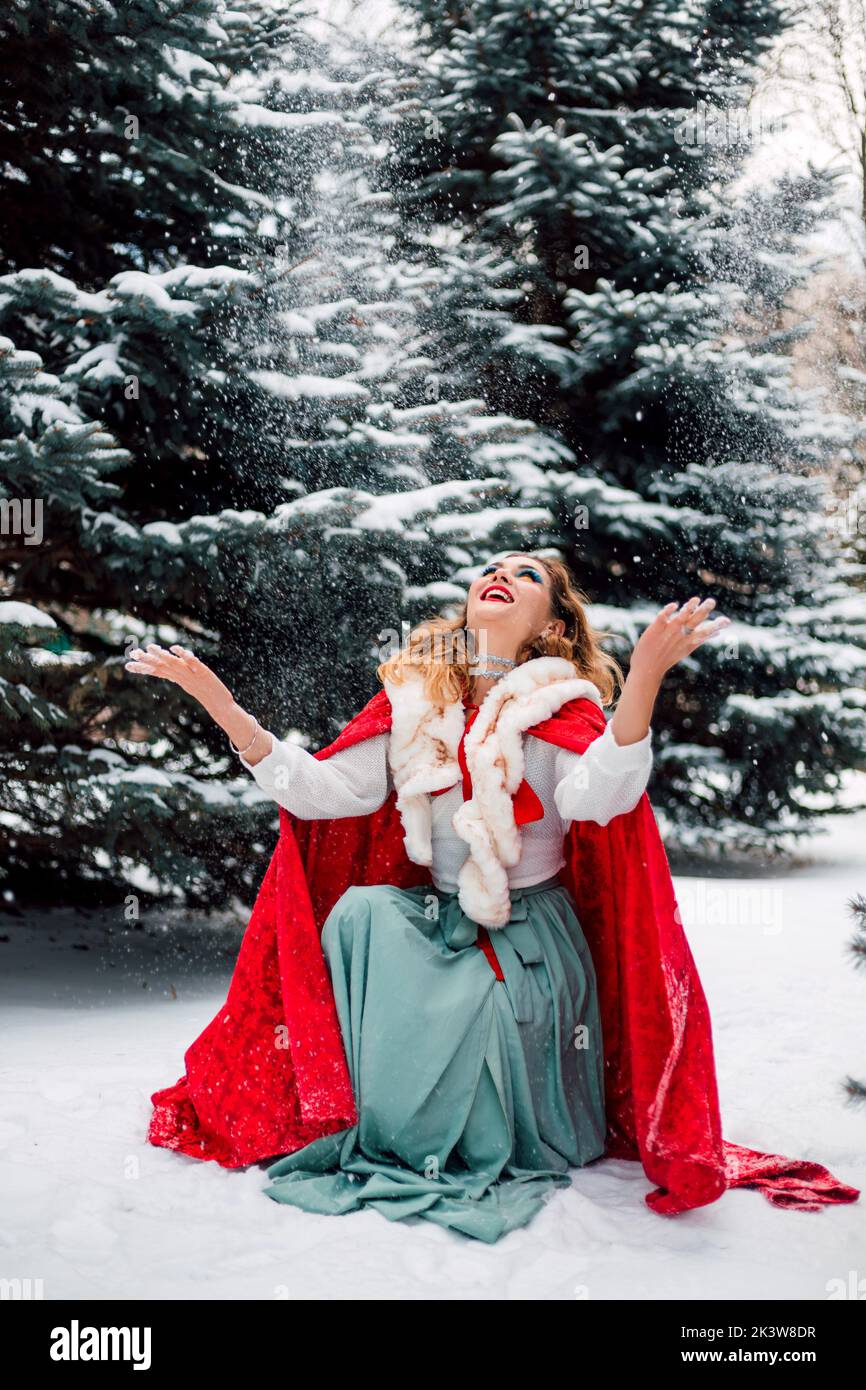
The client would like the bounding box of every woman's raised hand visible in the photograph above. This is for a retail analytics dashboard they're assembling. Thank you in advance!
[630,597,731,682]
[125,643,230,706]
[609,597,731,747]
[125,643,272,760]
[126,642,272,762]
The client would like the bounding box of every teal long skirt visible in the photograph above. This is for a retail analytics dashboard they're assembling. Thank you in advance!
[264,874,606,1243]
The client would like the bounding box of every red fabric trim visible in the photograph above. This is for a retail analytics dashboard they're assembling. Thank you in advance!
[475,925,505,981]
[511,778,545,826]
[147,685,860,1217]
[431,702,544,824]
[457,705,477,800]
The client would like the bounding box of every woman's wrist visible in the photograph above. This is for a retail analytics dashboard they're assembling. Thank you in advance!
[205,693,270,764]
[611,663,662,745]
[626,654,666,691]
[187,673,272,765]
[230,709,274,765]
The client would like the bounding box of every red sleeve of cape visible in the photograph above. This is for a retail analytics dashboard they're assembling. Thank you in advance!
[147,690,859,1217]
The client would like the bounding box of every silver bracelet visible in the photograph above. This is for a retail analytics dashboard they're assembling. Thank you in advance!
[230,716,261,759]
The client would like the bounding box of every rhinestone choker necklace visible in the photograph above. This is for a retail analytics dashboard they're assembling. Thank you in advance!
[469,654,517,681]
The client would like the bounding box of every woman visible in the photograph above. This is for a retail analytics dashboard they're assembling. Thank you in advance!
[130,552,858,1240]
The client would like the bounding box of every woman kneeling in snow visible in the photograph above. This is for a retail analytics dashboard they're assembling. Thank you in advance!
[128,551,858,1242]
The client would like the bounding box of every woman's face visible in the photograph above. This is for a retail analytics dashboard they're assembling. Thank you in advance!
[465,553,564,652]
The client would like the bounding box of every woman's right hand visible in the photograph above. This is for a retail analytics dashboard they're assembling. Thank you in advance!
[126,643,273,763]
[126,643,230,707]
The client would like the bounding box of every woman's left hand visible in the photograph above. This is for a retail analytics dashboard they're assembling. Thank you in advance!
[609,597,731,748]
[630,596,731,684]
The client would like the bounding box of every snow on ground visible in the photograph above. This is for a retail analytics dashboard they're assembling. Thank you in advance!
[2,800,865,1301]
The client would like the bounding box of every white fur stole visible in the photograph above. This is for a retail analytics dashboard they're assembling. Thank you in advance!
[384,657,602,928]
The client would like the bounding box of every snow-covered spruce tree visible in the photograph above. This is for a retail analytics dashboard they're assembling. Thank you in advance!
[0,332,293,904]
[383,0,866,856]
[0,1,559,904]
[0,0,298,287]
[0,0,314,905]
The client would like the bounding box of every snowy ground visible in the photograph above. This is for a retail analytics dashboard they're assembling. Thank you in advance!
[2,801,865,1302]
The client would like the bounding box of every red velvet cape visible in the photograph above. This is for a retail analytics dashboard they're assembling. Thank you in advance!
[148,690,859,1217]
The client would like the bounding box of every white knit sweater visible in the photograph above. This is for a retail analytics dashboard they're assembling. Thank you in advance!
[241,718,652,894]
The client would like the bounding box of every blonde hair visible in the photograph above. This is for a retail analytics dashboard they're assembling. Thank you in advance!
[376,552,624,707]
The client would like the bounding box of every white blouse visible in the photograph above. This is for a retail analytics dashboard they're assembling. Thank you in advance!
[241,718,653,894]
